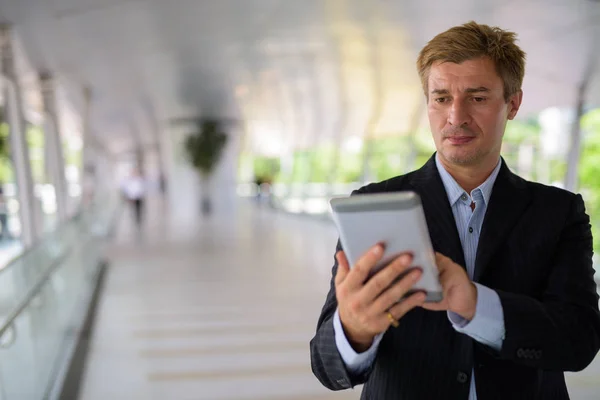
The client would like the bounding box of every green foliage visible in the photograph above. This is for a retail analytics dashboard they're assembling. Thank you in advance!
[504,118,540,145]
[580,108,600,255]
[500,119,542,176]
[291,150,312,183]
[26,125,45,183]
[309,145,336,183]
[253,156,280,180]
[335,149,363,183]
[0,122,12,183]
[183,119,228,176]
[0,123,8,158]
[368,136,404,181]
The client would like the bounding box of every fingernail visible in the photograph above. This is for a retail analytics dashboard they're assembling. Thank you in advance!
[372,244,383,255]
[412,270,422,281]
[400,254,412,264]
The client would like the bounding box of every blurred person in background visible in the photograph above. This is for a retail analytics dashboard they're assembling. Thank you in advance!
[310,21,600,400]
[120,167,146,228]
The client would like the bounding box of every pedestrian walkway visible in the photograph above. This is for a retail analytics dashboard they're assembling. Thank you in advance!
[78,199,360,400]
[78,198,600,400]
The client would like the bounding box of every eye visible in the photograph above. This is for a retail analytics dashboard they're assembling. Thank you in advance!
[434,97,449,104]
[472,97,487,103]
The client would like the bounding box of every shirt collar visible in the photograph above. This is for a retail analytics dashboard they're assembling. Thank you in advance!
[434,153,502,207]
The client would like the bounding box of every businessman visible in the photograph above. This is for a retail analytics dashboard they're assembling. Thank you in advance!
[310,21,600,399]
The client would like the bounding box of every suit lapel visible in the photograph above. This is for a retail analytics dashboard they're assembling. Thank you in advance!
[409,155,466,268]
[473,160,532,282]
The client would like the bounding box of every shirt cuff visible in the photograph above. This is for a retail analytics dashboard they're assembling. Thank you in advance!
[333,308,383,373]
[447,283,505,351]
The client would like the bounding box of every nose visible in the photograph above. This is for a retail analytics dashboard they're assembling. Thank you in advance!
[447,100,471,128]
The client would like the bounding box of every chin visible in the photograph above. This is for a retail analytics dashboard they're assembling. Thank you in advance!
[441,148,483,166]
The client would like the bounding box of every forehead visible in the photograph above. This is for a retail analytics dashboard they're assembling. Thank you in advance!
[428,57,503,91]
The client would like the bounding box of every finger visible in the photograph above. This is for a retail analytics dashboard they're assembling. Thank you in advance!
[343,243,385,289]
[334,251,350,287]
[368,266,421,312]
[362,253,414,303]
[435,252,451,272]
[387,291,428,325]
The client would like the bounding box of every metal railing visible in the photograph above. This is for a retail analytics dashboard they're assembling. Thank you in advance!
[0,195,120,400]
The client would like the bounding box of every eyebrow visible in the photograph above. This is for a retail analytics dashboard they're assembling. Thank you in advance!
[465,86,490,93]
[430,87,491,95]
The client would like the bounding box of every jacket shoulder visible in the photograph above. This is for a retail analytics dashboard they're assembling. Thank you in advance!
[524,178,580,205]
[353,171,418,195]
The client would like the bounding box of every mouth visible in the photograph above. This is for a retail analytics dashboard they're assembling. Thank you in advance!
[445,136,475,145]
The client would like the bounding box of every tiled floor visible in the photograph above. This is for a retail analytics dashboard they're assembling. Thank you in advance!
[79,198,600,400]
[78,200,361,400]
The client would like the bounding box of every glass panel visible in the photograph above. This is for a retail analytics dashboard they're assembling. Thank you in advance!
[0,194,118,399]
[0,109,24,268]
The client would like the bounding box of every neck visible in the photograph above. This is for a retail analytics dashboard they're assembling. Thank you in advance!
[437,154,499,193]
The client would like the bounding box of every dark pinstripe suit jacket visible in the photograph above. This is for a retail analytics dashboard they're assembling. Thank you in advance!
[310,154,600,400]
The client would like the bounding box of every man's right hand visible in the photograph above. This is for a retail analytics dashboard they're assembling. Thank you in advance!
[335,244,427,352]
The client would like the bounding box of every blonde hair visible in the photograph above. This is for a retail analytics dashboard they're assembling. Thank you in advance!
[416,21,526,102]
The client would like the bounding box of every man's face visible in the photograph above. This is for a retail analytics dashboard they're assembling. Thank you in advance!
[427,56,522,167]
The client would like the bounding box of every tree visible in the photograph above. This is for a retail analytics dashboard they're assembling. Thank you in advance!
[183,119,228,215]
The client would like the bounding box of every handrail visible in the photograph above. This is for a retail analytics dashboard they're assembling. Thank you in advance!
[0,238,83,340]
[0,197,120,343]
[0,210,83,277]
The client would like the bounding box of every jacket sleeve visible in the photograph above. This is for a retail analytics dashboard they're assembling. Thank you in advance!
[310,188,375,390]
[496,194,600,371]
[310,240,377,390]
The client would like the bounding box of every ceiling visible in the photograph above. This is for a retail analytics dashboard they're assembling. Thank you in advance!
[0,0,599,156]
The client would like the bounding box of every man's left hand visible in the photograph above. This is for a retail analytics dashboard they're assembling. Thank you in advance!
[421,253,478,321]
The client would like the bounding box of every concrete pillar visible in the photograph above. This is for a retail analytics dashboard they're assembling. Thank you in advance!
[81,86,95,176]
[40,72,68,221]
[0,25,38,246]
[80,86,97,209]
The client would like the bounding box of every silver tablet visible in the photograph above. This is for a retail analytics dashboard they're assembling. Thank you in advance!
[330,191,443,302]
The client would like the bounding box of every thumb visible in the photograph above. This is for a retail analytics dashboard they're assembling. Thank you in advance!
[334,251,350,287]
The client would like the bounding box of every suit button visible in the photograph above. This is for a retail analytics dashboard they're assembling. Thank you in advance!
[457,371,469,384]
[534,350,542,360]
[517,348,524,358]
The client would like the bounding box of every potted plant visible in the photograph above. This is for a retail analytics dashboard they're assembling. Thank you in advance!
[183,119,228,215]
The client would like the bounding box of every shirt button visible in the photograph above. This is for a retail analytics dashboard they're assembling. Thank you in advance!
[457,371,469,384]
[460,194,468,201]
[469,227,473,233]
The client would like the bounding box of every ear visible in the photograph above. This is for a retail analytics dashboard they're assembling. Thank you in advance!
[507,90,523,120]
